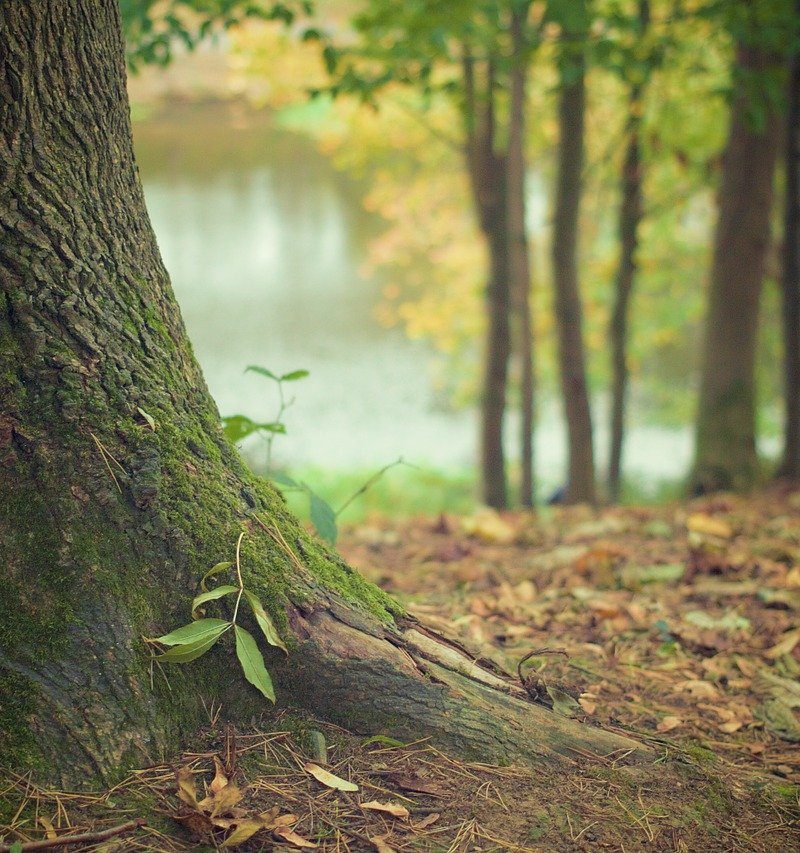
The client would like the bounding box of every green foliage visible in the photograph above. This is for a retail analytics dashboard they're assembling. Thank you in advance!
[120,0,313,70]
[234,624,276,701]
[223,366,404,542]
[222,364,304,471]
[149,541,287,703]
[221,414,286,444]
[222,365,339,541]
[309,491,338,544]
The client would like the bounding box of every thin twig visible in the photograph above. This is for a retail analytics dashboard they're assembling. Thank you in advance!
[335,458,413,517]
[0,818,146,851]
[231,531,245,624]
[516,647,569,687]
[89,432,122,493]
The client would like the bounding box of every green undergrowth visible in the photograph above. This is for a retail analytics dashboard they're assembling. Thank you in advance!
[259,463,693,521]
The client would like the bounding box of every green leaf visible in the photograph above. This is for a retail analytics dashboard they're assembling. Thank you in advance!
[271,472,299,489]
[310,491,337,543]
[547,685,581,718]
[155,618,231,646]
[234,625,276,702]
[9,843,23,853]
[243,590,288,652]
[191,585,239,616]
[280,369,310,381]
[245,365,279,381]
[155,627,228,663]
[136,406,156,430]
[222,414,282,444]
[362,735,406,748]
[201,561,233,592]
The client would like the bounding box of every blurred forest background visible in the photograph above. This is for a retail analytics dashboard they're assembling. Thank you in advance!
[122,0,800,519]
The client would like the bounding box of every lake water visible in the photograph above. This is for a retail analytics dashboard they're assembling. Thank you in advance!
[133,99,696,495]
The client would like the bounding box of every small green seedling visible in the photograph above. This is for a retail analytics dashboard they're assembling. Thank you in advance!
[221,365,308,470]
[147,533,286,702]
[222,365,406,545]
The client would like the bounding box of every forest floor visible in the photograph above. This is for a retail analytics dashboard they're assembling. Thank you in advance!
[2,490,800,851]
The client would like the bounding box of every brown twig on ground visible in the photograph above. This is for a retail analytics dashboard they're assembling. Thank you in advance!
[0,818,146,851]
[516,647,569,697]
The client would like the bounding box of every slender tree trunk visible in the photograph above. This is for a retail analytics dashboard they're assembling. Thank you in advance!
[480,180,511,509]
[551,4,596,504]
[690,43,781,494]
[779,6,800,481]
[0,1,645,785]
[507,3,536,508]
[464,55,511,508]
[607,0,649,504]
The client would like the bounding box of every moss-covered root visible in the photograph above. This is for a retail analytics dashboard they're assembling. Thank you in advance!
[275,607,649,768]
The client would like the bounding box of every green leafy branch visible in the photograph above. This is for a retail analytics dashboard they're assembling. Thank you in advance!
[273,458,412,545]
[223,365,409,544]
[146,533,286,702]
[221,365,309,470]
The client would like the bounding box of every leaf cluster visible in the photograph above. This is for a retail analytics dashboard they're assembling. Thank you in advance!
[120,0,313,69]
[148,553,287,702]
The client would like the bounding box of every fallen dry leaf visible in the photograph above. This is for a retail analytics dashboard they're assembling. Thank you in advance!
[765,627,800,660]
[687,513,733,539]
[657,716,683,733]
[462,507,515,544]
[675,679,720,700]
[388,775,443,796]
[304,762,359,792]
[370,835,397,853]
[176,766,199,808]
[274,826,318,848]
[360,800,410,820]
[199,779,242,817]
[210,756,229,795]
[221,819,265,848]
[413,813,441,830]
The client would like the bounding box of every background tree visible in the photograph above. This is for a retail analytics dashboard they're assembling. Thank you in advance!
[779,0,800,481]
[691,22,783,493]
[319,1,542,507]
[0,0,640,784]
[549,0,596,504]
[507,0,536,507]
[606,0,653,502]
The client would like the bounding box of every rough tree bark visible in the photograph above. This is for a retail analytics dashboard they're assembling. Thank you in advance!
[551,2,596,504]
[691,43,780,494]
[779,4,800,481]
[507,2,536,508]
[607,0,649,504]
[0,0,643,785]
[463,53,511,508]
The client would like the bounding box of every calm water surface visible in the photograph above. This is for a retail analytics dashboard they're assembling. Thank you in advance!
[133,100,695,493]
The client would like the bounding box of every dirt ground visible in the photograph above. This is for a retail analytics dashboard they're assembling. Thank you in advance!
[2,489,799,851]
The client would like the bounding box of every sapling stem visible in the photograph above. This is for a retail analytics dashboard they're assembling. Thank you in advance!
[231,531,245,624]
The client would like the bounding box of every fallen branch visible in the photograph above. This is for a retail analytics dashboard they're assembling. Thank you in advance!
[0,818,145,851]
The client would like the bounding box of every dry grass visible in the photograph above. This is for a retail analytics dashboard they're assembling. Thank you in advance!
[2,713,798,851]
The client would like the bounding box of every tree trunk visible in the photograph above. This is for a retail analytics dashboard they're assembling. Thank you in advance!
[779,6,800,481]
[690,43,780,494]
[607,0,649,504]
[480,182,511,509]
[464,55,511,508]
[0,0,644,785]
[551,4,596,505]
[507,3,536,508]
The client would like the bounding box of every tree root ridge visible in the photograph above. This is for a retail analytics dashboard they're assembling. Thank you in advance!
[282,604,649,768]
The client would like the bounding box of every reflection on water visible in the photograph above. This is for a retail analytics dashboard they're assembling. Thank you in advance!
[134,100,475,473]
[133,99,697,493]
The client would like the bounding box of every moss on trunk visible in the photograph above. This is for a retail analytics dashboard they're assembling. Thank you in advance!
[1,0,647,787]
